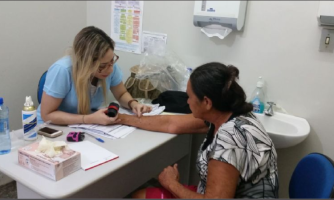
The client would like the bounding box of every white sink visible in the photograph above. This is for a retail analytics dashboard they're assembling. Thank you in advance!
[253,112,310,149]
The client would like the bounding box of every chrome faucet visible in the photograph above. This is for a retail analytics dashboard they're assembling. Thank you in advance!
[265,102,276,116]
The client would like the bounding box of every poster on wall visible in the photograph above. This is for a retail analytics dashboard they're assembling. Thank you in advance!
[142,31,167,53]
[111,1,144,54]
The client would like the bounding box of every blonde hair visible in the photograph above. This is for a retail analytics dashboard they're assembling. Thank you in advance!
[70,26,115,114]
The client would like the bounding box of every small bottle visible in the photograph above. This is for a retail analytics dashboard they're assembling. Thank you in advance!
[185,67,193,83]
[187,67,193,74]
[0,97,11,155]
[250,77,265,113]
[22,96,37,141]
[180,67,193,92]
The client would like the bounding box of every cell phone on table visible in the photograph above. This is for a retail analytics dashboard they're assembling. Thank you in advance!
[37,127,63,138]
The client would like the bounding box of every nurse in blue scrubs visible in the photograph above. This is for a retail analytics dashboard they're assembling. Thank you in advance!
[37,26,151,125]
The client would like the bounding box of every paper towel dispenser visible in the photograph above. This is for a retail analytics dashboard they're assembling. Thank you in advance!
[317,1,334,27]
[193,1,247,31]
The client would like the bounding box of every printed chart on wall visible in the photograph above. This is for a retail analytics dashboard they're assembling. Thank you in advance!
[142,31,167,53]
[111,1,144,54]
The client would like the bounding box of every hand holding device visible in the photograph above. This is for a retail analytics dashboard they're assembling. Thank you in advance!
[87,108,120,125]
[105,102,119,117]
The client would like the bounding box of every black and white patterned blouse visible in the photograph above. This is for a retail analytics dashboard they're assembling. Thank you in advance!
[196,112,279,198]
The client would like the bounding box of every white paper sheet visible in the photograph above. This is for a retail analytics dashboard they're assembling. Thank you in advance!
[69,104,164,140]
[111,1,144,54]
[69,141,119,170]
[118,104,165,116]
[142,31,167,53]
[68,124,135,140]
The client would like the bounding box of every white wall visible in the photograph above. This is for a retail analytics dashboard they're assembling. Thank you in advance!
[0,1,86,186]
[87,1,334,197]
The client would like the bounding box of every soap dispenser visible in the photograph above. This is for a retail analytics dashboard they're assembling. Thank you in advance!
[250,77,265,113]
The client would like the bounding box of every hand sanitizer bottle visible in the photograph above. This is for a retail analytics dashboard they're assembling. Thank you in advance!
[250,77,265,113]
[22,96,37,141]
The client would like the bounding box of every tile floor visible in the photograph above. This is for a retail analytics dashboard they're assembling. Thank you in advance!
[0,178,160,198]
[0,181,17,198]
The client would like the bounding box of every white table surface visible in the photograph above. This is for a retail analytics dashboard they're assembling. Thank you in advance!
[0,125,192,198]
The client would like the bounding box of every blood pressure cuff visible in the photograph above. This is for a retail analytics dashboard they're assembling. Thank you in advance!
[152,91,191,114]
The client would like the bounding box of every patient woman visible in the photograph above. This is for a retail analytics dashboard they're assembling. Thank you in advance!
[118,62,279,198]
[37,26,151,125]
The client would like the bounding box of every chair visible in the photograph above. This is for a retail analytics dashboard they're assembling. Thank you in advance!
[289,153,334,198]
[37,71,48,104]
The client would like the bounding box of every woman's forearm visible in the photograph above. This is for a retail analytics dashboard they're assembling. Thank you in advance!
[118,114,173,133]
[116,91,134,109]
[118,113,208,134]
[42,110,85,125]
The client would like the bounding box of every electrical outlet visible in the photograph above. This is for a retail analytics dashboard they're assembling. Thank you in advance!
[319,28,334,52]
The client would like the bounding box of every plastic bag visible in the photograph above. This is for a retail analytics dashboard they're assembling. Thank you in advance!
[136,41,189,92]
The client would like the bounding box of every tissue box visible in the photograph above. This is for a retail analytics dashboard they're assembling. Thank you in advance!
[18,142,81,181]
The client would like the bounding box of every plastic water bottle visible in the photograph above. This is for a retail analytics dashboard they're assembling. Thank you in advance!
[0,97,11,155]
[187,67,193,76]
[250,77,265,113]
[180,67,193,92]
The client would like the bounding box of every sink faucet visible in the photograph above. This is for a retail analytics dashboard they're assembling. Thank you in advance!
[265,102,276,116]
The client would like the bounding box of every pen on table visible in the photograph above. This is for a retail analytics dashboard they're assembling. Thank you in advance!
[84,132,104,143]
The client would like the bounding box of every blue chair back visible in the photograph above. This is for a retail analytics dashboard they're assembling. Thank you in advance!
[37,71,48,104]
[289,153,334,198]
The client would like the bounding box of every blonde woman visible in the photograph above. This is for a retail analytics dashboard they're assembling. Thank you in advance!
[37,26,151,125]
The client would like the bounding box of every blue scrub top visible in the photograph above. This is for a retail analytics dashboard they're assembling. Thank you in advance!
[37,56,123,124]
